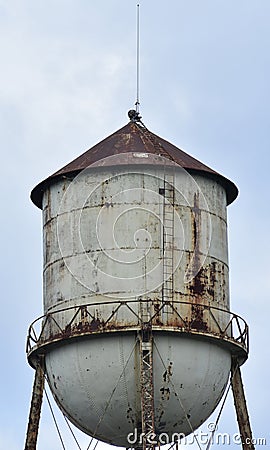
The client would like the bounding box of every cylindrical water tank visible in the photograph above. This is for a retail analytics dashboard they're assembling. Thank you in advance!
[28,121,248,446]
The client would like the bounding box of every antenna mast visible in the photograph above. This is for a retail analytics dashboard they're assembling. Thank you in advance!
[128,3,141,122]
[135,3,140,113]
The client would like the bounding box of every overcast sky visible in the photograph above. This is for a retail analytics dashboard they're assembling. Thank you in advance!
[0,1,269,449]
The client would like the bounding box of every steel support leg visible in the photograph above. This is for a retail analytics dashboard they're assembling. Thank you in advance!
[231,358,255,450]
[24,359,45,450]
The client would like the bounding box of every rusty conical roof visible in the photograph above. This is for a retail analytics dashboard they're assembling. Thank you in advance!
[31,121,238,208]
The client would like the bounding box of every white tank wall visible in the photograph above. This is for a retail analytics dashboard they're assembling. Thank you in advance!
[43,166,229,316]
[45,334,231,447]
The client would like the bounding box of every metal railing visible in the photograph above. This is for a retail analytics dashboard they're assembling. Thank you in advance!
[26,299,249,357]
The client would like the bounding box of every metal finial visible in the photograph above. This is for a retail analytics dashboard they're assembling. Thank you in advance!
[128,109,142,122]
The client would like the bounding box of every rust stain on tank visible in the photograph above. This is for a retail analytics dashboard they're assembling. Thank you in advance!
[160,387,170,401]
[153,299,163,325]
[157,362,173,426]
[189,304,208,331]
[163,362,173,382]
[126,406,135,425]
[207,262,216,300]
[190,268,206,296]
[186,192,205,287]
[192,192,201,273]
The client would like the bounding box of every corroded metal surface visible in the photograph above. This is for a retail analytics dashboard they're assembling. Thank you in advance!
[41,168,230,317]
[231,359,255,450]
[27,299,248,365]
[27,132,247,447]
[26,298,248,447]
[35,333,231,446]
[31,121,238,208]
[139,317,155,450]
[24,361,45,450]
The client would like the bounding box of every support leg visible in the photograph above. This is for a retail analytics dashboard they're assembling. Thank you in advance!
[24,359,45,450]
[231,358,255,450]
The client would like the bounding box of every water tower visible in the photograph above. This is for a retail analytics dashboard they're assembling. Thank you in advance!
[25,113,254,450]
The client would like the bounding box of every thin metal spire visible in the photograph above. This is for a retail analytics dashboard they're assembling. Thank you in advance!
[128,3,141,122]
[135,3,140,113]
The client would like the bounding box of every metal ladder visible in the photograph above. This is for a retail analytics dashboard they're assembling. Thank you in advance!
[161,172,175,316]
